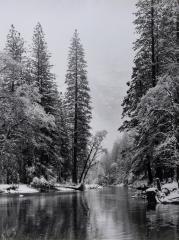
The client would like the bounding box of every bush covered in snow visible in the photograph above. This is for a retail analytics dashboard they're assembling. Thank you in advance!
[31,176,51,189]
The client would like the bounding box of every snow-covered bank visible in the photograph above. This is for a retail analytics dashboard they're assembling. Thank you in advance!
[85,184,103,190]
[115,183,125,187]
[0,183,103,196]
[55,183,103,191]
[162,182,178,192]
[145,182,179,204]
[0,184,79,195]
[0,184,39,195]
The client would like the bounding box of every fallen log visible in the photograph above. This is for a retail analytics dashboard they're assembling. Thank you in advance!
[54,182,85,192]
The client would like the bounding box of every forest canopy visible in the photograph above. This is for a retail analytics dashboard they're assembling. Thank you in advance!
[0,24,106,185]
[116,0,179,185]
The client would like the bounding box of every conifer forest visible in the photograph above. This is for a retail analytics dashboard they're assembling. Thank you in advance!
[1,1,179,240]
[0,22,109,186]
[1,0,179,188]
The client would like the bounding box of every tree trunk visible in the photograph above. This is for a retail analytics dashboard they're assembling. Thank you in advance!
[151,0,156,87]
[83,167,89,183]
[147,158,153,184]
[72,33,78,184]
[79,143,95,183]
[177,165,179,188]
[55,182,85,191]
[155,0,159,77]
[156,178,161,191]
[155,167,163,182]
[175,0,179,187]
[177,0,179,64]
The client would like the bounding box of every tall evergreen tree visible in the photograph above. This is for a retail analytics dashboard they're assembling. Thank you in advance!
[3,24,25,92]
[121,0,158,117]
[31,22,61,180]
[31,22,58,115]
[120,0,177,131]
[0,51,56,183]
[120,0,178,183]
[56,94,71,180]
[65,30,92,183]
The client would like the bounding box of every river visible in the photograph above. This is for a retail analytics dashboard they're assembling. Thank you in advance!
[0,187,179,240]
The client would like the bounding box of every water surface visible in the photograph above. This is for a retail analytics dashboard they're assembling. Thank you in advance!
[0,187,179,240]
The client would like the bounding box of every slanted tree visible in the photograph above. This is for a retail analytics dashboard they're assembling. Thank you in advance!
[79,130,107,183]
[65,30,92,183]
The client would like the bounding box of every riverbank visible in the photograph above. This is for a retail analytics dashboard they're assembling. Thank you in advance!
[0,184,39,195]
[0,183,103,196]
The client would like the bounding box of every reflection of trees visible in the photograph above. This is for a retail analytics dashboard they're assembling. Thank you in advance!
[0,193,90,240]
[2,189,179,240]
[87,187,148,240]
[146,204,179,240]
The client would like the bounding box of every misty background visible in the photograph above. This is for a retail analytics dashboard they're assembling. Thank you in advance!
[0,0,136,149]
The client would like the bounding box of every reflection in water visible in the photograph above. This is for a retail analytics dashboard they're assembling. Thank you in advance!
[0,188,179,240]
[0,193,90,240]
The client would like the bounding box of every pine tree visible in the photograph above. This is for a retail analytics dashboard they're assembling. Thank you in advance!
[3,24,25,92]
[120,0,177,131]
[56,94,71,181]
[120,0,179,183]
[31,22,61,180]
[31,22,58,115]
[65,30,92,183]
[0,52,56,183]
[120,0,158,130]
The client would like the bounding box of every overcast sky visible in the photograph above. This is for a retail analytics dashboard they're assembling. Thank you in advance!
[0,0,137,150]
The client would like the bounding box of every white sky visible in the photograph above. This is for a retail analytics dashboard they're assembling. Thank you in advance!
[0,0,137,150]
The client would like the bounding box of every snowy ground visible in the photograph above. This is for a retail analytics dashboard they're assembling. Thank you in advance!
[146,182,179,204]
[85,184,103,190]
[161,182,178,191]
[0,183,103,196]
[0,184,39,195]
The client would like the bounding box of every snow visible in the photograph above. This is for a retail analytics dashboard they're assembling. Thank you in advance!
[158,190,179,203]
[85,184,103,190]
[116,183,125,187]
[146,187,158,192]
[0,183,104,196]
[17,185,39,194]
[55,187,76,192]
[161,182,178,191]
[146,182,179,204]
[0,184,39,195]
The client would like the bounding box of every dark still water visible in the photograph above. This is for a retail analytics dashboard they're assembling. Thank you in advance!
[0,187,179,240]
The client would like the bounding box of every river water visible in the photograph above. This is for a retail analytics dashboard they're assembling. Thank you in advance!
[0,187,179,240]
